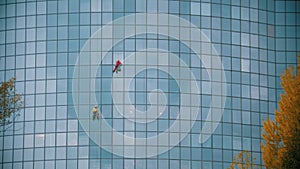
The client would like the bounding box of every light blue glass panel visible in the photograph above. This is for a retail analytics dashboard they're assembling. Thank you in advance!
[232,6,240,19]
[58,14,68,26]
[24,134,34,148]
[6,30,15,43]
[286,39,296,51]
[7,4,16,17]
[124,0,134,12]
[232,32,240,45]
[275,13,285,25]
[222,31,230,44]
[221,4,230,18]
[233,136,242,150]
[213,149,222,161]
[202,148,212,161]
[286,27,296,38]
[250,8,258,22]
[69,14,79,25]
[102,13,112,24]
[45,160,55,169]
[113,0,123,12]
[230,71,239,84]
[14,135,24,148]
[201,3,211,16]
[58,0,68,13]
[275,1,285,12]
[223,150,233,162]
[0,19,5,31]
[232,57,240,71]
[252,139,260,151]
[27,2,36,15]
[136,0,146,12]
[80,0,90,12]
[26,28,36,41]
[212,3,220,17]
[240,21,249,33]
[125,39,135,51]
[69,0,79,12]
[212,18,220,30]
[223,135,231,149]
[202,17,211,29]
[231,19,240,32]
[250,22,258,34]
[102,0,112,12]
[146,0,157,12]
[169,1,179,14]
[13,149,23,162]
[17,3,25,16]
[241,7,250,21]
[23,149,33,161]
[6,17,15,29]
[78,160,89,168]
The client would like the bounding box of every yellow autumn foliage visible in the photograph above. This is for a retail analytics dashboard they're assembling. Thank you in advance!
[261,53,300,169]
[227,150,257,169]
[0,77,23,131]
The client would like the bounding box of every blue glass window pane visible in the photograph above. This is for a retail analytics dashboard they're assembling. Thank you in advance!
[202,148,212,160]
[7,4,16,17]
[233,137,242,150]
[58,14,68,26]
[241,7,250,20]
[102,0,112,12]
[202,17,211,29]
[136,0,146,12]
[147,0,157,12]
[58,0,68,13]
[223,136,232,149]
[69,0,79,12]
[222,31,231,44]
[232,32,240,45]
[69,14,79,25]
[232,6,240,19]
[213,149,222,161]
[124,0,135,12]
[180,1,190,14]
[221,5,230,18]
[212,4,220,17]
[201,3,211,16]
[35,29,45,41]
[80,0,90,12]
[113,0,124,12]
[169,1,179,14]
[17,3,25,16]
[136,92,146,104]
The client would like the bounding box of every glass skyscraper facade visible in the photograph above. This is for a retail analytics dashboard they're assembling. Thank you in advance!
[0,0,299,169]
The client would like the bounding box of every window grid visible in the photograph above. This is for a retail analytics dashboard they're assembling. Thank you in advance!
[0,0,299,169]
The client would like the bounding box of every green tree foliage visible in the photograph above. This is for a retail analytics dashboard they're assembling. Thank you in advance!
[0,77,23,131]
[227,150,258,169]
[261,54,300,169]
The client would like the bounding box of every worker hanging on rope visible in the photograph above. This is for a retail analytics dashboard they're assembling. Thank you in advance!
[113,59,122,74]
[92,105,100,120]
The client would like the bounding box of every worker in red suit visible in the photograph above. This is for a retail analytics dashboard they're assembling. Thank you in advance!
[113,59,122,73]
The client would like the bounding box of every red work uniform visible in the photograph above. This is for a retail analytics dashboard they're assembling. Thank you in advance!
[113,60,122,73]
